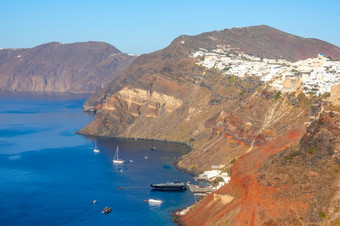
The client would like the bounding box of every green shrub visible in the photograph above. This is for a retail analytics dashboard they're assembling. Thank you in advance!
[211,177,224,186]
[227,167,232,176]
[309,148,315,154]
[274,91,281,100]
[323,92,331,98]
[188,138,195,143]
[320,212,326,218]
[285,155,292,160]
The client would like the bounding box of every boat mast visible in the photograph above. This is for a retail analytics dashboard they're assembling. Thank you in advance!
[117,146,119,159]
[115,146,119,160]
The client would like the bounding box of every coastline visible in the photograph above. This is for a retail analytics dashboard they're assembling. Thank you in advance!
[76,132,200,224]
[76,132,198,174]
[1,92,195,225]
[75,131,193,148]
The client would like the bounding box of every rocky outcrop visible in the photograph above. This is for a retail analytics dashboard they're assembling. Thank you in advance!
[331,83,340,105]
[181,111,340,225]
[78,25,340,224]
[0,42,136,93]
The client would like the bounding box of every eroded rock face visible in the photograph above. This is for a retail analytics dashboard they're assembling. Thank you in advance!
[112,87,183,115]
[180,112,340,225]
[80,85,185,137]
[331,83,340,105]
[78,25,340,224]
[0,42,136,93]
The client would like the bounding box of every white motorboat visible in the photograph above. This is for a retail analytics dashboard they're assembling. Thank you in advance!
[148,199,163,204]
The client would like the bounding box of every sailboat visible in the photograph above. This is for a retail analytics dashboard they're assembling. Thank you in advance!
[113,145,125,164]
[93,139,100,153]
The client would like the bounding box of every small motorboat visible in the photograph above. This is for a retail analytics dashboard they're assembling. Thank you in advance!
[101,206,112,214]
[150,147,157,151]
[148,199,163,205]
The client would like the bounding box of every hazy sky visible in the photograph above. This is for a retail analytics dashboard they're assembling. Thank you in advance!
[1,0,339,54]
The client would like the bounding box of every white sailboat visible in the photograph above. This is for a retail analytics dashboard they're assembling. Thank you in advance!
[93,139,100,153]
[113,146,124,164]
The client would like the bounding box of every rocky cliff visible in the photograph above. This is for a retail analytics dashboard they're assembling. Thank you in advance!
[180,110,340,225]
[78,25,340,224]
[0,42,136,93]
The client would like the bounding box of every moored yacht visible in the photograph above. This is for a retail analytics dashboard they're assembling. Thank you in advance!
[150,181,187,191]
[113,146,124,164]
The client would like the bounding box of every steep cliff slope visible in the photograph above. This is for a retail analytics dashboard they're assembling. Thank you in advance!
[81,25,340,110]
[79,25,340,150]
[181,110,340,225]
[78,25,340,224]
[0,42,136,93]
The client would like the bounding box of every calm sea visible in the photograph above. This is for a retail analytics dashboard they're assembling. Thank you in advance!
[0,92,195,226]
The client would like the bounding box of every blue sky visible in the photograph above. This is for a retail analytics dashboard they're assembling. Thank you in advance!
[1,0,339,54]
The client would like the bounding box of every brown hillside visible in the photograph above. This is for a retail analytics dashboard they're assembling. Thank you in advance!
[0,42,136,93]
[181,110,340,225]
[78,25,340,224]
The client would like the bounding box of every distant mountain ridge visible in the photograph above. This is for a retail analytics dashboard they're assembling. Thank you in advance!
[0,41,136,93]
[175,25,340,62]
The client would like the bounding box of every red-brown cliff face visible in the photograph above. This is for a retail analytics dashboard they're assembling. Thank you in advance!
[78,25,340,224]
[180,110,340,225]
[0,42,136,93]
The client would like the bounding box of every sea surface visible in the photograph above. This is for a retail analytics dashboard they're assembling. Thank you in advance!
[0,92,195,226]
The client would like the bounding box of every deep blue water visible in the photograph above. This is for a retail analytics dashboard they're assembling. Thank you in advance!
[0,92,195,225]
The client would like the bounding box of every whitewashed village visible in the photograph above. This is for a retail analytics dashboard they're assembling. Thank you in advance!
[181,46,340,203]
[191,46,340,96]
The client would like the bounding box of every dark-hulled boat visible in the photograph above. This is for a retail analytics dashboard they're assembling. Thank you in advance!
[150,181,187,191]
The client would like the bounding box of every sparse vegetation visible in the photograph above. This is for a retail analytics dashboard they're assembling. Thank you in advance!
[227,167,232,176]
[189,137,195,143]
[309,148,315,154]
[239,89,246,96]
[274,91,281,100]
[320,212,326,218]
[228,75,238,83]
[285,155,292,160]
[211,177,224,186]
[323,92,331,98]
